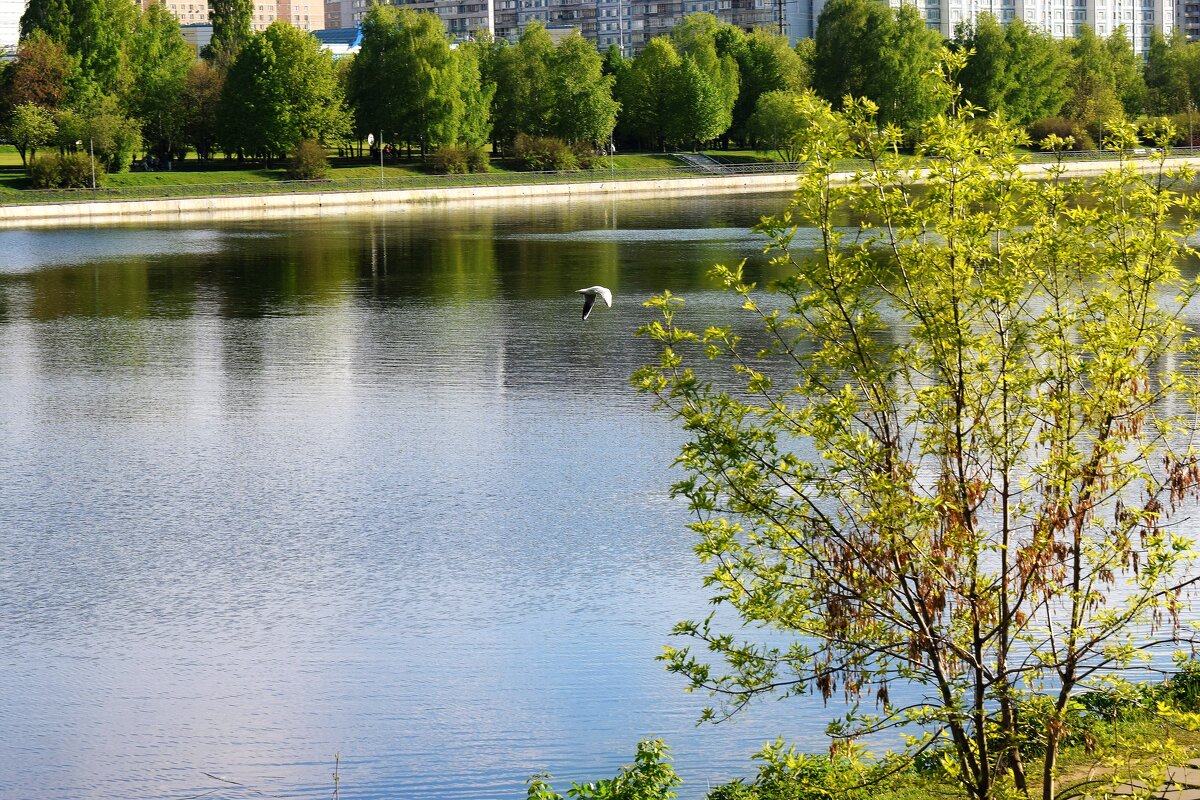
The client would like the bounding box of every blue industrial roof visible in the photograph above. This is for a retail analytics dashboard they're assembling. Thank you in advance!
[312,27,362,47]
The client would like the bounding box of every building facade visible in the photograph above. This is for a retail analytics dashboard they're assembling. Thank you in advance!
[786,0,1171,54]
[0,0,22,50]
[148,0,322,33]
[323,0,781,50]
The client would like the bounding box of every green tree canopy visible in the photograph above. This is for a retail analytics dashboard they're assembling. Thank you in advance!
[1144,29,1192,115]
[8,102,58,166]
[670,12,738,142]
[1106,26,1148,117]
[453,40,496,149]
[182,60,223,159]
[220,21,348,161]
[731,27,808,143]
[208,0,252,61]
[1063,27,1124,129]
[617,35,683,150]
[19,0,71,47]
[348,6,461,157]
[813,0,943,130]
[20,0,133,99]
[953,13,1009,114]
[1000,18,1070,123]
[550,32,619,146]
[125,2,193,159]
[747,88,811,160]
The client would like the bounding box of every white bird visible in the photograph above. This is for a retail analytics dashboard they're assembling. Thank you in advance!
[576,286,613,321]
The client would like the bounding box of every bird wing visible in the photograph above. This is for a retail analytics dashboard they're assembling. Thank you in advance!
[582,292,598,320]
[597,287,612,308]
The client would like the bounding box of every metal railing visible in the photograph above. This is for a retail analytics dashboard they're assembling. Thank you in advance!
[0,162,807,206]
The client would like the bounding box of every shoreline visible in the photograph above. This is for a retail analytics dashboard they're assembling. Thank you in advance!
[0,172,802,229]
[0,156,1196,229]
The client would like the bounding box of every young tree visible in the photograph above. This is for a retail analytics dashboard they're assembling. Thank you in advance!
[182,60,223,160]
[953,13,1009,115]
[732,28,807,143]
[1107,26,1148,117]
[125,2,193,159]
[8,102,58,166]
[670,54,728,148]
[1145,29,1192,115]
[453,40,496,149]
[347,6,458,158]
[1000,18,1070,124]
[550,32,618,147]
[671,13,737,144]
[636,68,1200,800]
[618,36,683,150]
[747,89,809,161]
[504,22,557,141]
[1063,27,1124,129]
[3,31,74,113]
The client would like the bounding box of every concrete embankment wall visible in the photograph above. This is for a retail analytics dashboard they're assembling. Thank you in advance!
[0,173,802,229]
[1,157,1197,230]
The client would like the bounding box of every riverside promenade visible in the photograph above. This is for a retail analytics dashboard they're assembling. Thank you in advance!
[1,154,1197,229]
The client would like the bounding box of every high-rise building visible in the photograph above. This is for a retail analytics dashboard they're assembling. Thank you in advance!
[0,0,22,51]
[786,0,1172,55]
[325,0,782,50]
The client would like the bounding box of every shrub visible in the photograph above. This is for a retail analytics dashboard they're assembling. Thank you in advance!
[431,144,469,174]
[287,139,329,180]
[431,144,489,174]
[465,145,489,173]
[513,133,578,172]
[28,152,100,189]
[1028,117,1094,151]
[571,141,598,170]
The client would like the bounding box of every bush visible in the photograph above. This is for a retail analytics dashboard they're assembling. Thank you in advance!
[707,739,870,800]
[513,133,578,172]
[431,145,469,174]
[430,144,489,174]
[28,152,101,189]
[571,142,599,170]
[1028,117,1094,152]
[287,139,329,180]
[465,145,489,173]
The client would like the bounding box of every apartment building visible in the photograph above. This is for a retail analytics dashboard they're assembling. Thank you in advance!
[323,0,780,50]
[0,0,20,51]
[148,0,321,33]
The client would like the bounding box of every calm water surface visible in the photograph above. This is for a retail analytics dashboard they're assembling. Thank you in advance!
[0,194,863,800]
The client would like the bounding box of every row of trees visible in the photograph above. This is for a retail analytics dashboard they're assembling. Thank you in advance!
[8,0,1200,172]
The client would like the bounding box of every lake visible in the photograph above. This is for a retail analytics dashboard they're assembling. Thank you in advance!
[0,193,860,800]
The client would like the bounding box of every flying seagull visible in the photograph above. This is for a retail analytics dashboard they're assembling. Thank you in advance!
[576,286,613,321]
